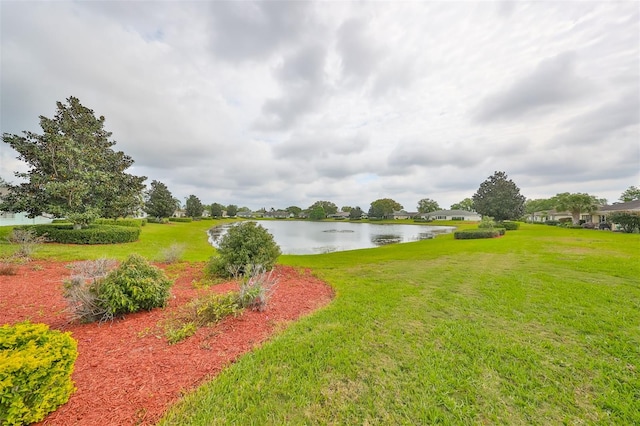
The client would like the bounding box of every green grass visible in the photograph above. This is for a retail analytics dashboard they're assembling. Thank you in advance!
[2,221,638,423]
[159,224,640,425]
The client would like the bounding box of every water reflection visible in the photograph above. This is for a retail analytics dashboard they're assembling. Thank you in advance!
[209,221,455,255]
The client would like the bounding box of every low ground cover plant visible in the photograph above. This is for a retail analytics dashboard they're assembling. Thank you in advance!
[0,322,78,426]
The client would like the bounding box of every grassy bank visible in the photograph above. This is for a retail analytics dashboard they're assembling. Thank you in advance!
[160,224,639,424]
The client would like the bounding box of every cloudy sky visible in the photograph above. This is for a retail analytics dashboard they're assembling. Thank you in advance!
[1,1,638,212]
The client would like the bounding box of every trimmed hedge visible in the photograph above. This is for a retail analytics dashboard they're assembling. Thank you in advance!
[18,224,140,244]
[168,217,193,223]
[454,228,505,239]
[94,218,146,227]
[0,322,78,425]
[496,221,520,230]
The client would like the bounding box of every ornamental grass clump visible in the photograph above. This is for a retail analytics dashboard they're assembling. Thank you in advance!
[7,228,46,258]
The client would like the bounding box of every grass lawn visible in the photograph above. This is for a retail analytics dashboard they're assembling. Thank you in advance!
[2,221,639,423]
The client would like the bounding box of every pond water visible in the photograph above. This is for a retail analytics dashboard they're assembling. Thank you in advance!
[208,221,455,255]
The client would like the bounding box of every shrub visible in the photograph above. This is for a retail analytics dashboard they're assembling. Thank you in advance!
[96,254,173,316]
[608,211,640,233]
[147,217,170,224]
[477,216,496,229]
[208,222,281,277]
[6,229,46,258]
[544,220,560,226]
[18,224,140,244]
[237,265,278,312]
[63,258,118,323]
[454,229,503,239]
[51,219,71,224]
[0,322,78,426]
[582,222,596,229]
[158,243,186,264]
[169,217,193,223]
[497,221,520,230]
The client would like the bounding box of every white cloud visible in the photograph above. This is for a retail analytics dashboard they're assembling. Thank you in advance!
[1,1,638,211]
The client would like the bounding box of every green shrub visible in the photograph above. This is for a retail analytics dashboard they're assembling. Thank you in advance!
[18,224,140,244]
[497,221,520,230]
[169,217,193,223]
[0,322,78,426]
[63,258,118,323]
[95,254,173,316]
[147,217,170,224]
[207,222,281,277]
[51,219,71,224]
[545,220,560,226]
[608,211,640,233]
[94,218,146,227]
[454,229,503,239]
[477,216,496,229]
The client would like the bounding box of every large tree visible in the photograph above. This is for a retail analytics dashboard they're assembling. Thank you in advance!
[1,96,146,226]
[185,195,204,217]
[144,180,178,219]
[210,202,226,218]
[368,198,403,219]
[472,171,525,221]
[552,192,602,225]
[619,185,640,202]
[308,200,338,216]
[285,206,302,217]
[349,206,363,219]
[417,198,440,214]
[450,198,474,212]
[226,204,238,217]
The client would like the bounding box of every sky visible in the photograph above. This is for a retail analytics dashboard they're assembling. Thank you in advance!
[1,1,638,212]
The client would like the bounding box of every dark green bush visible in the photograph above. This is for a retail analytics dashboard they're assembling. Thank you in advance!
[51,219,71,224]
[545,220,560,226]
[94,218,146,227]
[18,224,140,244]
[207,222,281,277]
[454,229,503,239]
[496,221,520,230]
[169,217,193,223]
[608,211,640,233]
[0,322,78,425]
[96,254,173,316]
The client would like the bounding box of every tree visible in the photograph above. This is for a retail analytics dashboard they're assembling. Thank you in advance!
[210,203,225,218]
[285,206,302,217]
[1,96,146,227]
[349,206,363,219]
[341,206,353,212]
[144,180,178,219]
[552,192,602,225]
[226,204,238,217]
[450,198,474,212]
[472,171,525,221]
[185,195,204,218]
[608,211,640,233]
[619,186,640,202]
[368,198,403,219]
[309,206,326,220]
[417,198,440,214]
[308,201,338,216]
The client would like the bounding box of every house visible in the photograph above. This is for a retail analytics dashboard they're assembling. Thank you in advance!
[392,210,417,220]
[531,200,640,225]
[263,209,290,219]
[424,209,481,221]
[328,212,351,220]
[0,184,53,226]
[530,209,573,223]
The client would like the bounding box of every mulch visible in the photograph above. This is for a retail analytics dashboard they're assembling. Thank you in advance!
[0,261,334,425]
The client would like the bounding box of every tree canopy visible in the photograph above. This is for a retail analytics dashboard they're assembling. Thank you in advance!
[285,206,302,217]
[472,171,525,221]
[417,198,440,214]
[349,206,363,219]
[1,96,146,226]
[368,198,403,219]
[619,185,640,202]
[450,198,474,212]
[552,192,602,225]
[185,195,204,218]
[226,204,238,217]
[210,203,225,218]
[144,180,178,219]
[308,201,338,215]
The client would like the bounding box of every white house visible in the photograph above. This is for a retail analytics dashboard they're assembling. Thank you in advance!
[424,209,481,221]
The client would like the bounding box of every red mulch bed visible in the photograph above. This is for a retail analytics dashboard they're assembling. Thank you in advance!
[0,261,334,425]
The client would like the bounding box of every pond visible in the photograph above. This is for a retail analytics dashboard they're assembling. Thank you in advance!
[208,221,455,255]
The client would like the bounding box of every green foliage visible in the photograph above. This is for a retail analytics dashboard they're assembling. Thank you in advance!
[207,222,281,277]
[450,197,475,212]
[95,254,173,316]
[552,192,603,225]
[472,171,525,221]
[0,96,146,225]
[210,203,225,218]
[497,221,520,230]
[94,218,146,227]
[165,322,198,345]
[308,206,326,220]
[524,198,556,214]
[237,265,278,312]
[368,198,403,219]
[308,201,338,216]
[454,229,503,239]
[417,198,440,214]
[19,224,140,244]
[63,258,117,323]
[608,211,640,233]
[0,322,78,425]
[185,195,204,218]
[349,206,364,219]
[169,217,193,223]
[144,180,178,219]
[477,216,497,229]
[226,204,238,217]
[619,185,640,202]
[285,206,302,218]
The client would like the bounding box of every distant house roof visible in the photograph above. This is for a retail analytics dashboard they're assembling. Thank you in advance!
[599,200,640,212]
[428,209,478,216]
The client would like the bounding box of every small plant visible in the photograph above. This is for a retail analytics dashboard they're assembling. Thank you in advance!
[237,264,278,312]
[165,322,198,344]
[477,216,496,229]
[158,243,185,264]
[7,228,47,258]
[63,258,117,323]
